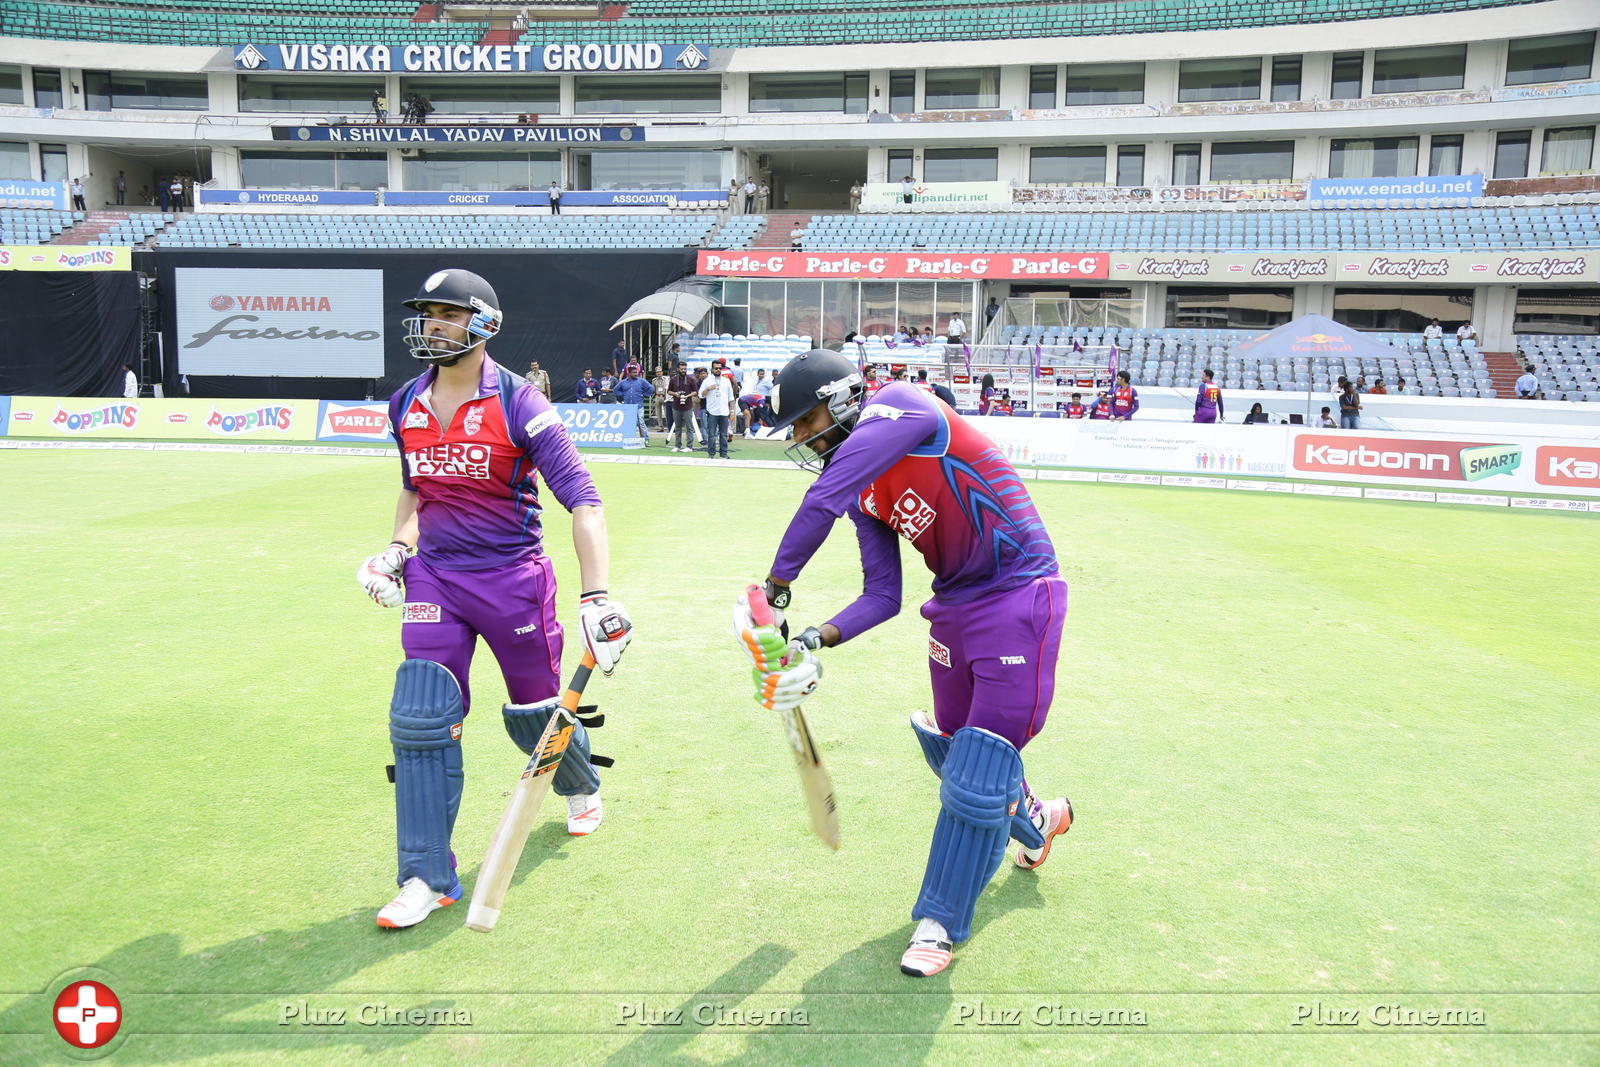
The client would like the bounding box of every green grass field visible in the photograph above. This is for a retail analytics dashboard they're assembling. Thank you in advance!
[3,448,1598,1065]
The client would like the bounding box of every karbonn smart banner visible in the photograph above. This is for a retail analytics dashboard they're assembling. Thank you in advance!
[174,267,385,377]
[696,252,1109,280]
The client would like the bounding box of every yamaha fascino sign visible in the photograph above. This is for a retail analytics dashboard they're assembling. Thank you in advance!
[233,42,710,73]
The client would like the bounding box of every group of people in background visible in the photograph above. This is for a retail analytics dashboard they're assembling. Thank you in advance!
[371,89,433,124]
[730,177,770,214]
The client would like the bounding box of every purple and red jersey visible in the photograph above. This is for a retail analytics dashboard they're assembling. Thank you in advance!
[770,381,1059,643]
[1194,379,1224,421]
[388,358,601,571]
[1110,382,1139,418]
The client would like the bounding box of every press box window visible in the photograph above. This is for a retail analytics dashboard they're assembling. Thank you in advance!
[86,71,209,110]
[1177,57,1261,103]
[1029,146,1106,184]
[1270,57,1301,102]
[1029,66,1057,109]
[1172,143,1201,186]
[1493,130,1531,179]
[1329,137,1419,179]
[1429,134,1463,175]
[923,147,998,182]
[0,65,21,106]
[573,75,720,114]
[1505,31,1595,85]
[923,68,999,109]
[398,77,558,116]
[1064,63,1144,105]
[889,71,915,113]
[750,73,867,114]
[1372,45,1466,93]
[1209,141,1294,182]
[1331,52,1364,100]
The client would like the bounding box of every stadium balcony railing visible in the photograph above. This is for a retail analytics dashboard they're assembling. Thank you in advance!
[796,206,1600,252]
[122,211,724,249]
[0,0,1544,45]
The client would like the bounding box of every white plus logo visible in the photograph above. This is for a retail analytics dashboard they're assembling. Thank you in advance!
[53,980,122,1048]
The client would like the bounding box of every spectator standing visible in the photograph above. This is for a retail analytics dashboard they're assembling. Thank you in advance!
[1087,392,1112,419]
[1515,364,1540,399]
[862,364,884,397]
[742,177,758,214]
[699,359,737,458]
[610,340,628,377]
[1423,318,1443,341]
[667,360,697,451]
[157,177,170,213]
[372,89,387,124]
[548,182,562,215]
[168,176,185,213]
[114,171,127,206]
[901,175,915,204]
[1109,370,1139,421]
[946,312,966,345]
[525,360,551,397]
[757,182,770,213]
[1456,320,1477,343]
[613,362,654,444]
[416,95,433,124]
[790,225,805,251]
[139,184,152,207]
[650,365,669,429]
[977,373,997,415]
[598,369,618,403]
[1338,379,1362,428]
[70,176,86,211]
[574,368,600,402]
[738,368,771,436]
[1063,392,1087,418]
[692,367,710,444]
[728,178,741,209]
[122,363,138,398]
[849,181,862,212]
[984,297,1000,328]
[1192,368,1224,423]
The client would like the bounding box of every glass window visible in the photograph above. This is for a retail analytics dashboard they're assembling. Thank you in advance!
[574,149,720,190]
[936,281,973,335]
[1493,130,1531,179]
[860,280,897,336]
[1166,287,1292,329]
[1542,126,1595,174]
[1172,143,1201,186]
[923,147,998,182]
[0,141,28,179]
[887,149,914,179]
[0,65,21,106]
[1514,287,1600,334]
[1116,145,1145,186]
[573,75,719,114]
[748,280,786,337]
[1506,31,1595,85]
[1372,45,1466,93]
[1064,62,1144,105]
[1270,56,1301,102]
[923,67,1000,109]
[821,280,855,348]
[1330,137,1419,178]
[1429,134,1463,175]
[1029,146,1106,184]
[1029,66,1057,109]
[898,281,935,333]
[845,74,869,116]
[1209,141,1294,182]
[750,73,865,113]
[85,71,208,110]
[784,280,824,340]
[889,71,915,113]
[1331,52,1364,100]
[398,77,557,116]
[1334,288,1473,332]
[239,75,370,113]
[402,152,561,191]
[40,143,67,182]
[1178,57,1261,103]
[241,151,335,189]
[33,69,62,109]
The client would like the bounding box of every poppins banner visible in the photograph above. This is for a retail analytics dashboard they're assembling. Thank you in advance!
[232,42,710,73]
[2,397,318,440]
[0,246,131,271]
[556,403,644,449]
[862,181,1012,210]
[173,267,386,378]
[1308,174,1484,204]
[0,178,67,209]
[316,400,392,443]
[697,251,1109,280]
[276,124,644,144]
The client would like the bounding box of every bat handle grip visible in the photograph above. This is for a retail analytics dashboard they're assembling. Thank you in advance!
[746,583,774,627]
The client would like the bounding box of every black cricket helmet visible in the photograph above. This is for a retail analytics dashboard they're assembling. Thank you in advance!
[769,348,865,471]
[401,268,503,365]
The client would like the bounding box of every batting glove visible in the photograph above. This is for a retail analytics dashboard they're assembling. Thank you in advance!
[753,646,823,712]
[735,618,789,674]
[579,589,632,675]
[357,541,411,608]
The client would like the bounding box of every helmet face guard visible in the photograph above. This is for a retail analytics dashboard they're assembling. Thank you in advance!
[401,270,502,366]
[768,350,864,473]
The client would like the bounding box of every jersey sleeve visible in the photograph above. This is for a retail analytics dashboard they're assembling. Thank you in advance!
[388,384,416,492]
[509,385,602,512]
[825,504,902,644]
[768,384,945,583]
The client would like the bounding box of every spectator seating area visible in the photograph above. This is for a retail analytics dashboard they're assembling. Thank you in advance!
[706,216,765,249]
[675,332,814,370]
[0,0,1540,46]
[0,1,484,43]
[801,206,1600,252]
[990,326,1501,397]
[129,213,722,249]
[96,213,175,247]
[1518,335,1600,402]
[0,207,82,243]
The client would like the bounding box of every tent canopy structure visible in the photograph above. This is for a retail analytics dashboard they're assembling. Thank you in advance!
[609,282,719,332]
[1232,314,1399,364]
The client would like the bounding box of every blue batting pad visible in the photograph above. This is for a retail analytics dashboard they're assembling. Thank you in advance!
[911,713,1042,850]
[912,727,1022,942]
[389,659,465,895]
[503,700,600,797]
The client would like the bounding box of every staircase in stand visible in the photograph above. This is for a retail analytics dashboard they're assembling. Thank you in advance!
[54,210,129,245]
[750,212,812,249]
[1482,350,1525,397]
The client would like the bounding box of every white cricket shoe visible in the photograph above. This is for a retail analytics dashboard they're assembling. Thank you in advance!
[1015,797,1073,870]
[376,876,459,929]
[566,792,603,836]
[901,918,953,977]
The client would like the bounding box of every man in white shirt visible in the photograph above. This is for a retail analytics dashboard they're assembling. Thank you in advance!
[699,358,737,458]
[1423,318,1443,340]
[742,178,758,214]
[946,313,967,344]
[122,363,138,398]
[1515,364,1540,399]
[901,176,915,204]
[1456,321,1477,342]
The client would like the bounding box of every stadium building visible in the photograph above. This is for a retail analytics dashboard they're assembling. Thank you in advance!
[0,0,1596,407]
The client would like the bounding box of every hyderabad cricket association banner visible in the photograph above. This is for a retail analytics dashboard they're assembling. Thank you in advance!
[2,397,318,440]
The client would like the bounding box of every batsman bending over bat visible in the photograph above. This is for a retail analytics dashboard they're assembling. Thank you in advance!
[357,268,633,930]
[732,349,1073,977]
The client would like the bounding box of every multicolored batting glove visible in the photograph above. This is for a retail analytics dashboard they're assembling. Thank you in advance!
[752,646,822,713]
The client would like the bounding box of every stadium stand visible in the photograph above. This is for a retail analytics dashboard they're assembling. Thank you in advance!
[0,2,485,44]
[125,212,723,249]
[0,208,83,244]
[676,332,814,370]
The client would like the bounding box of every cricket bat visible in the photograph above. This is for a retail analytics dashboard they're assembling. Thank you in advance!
[747,584,841,850]
[465,651,597,932]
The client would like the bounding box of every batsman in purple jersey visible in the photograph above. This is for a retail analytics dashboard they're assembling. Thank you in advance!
[357,268,633,931]
[732,349,1074,978]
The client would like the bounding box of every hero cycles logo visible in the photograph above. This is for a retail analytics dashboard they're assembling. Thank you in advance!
[1294,435,1522,482]
[408,442,492,479]
[52,404,139,431]
[208,406,295,434]
[187,293,379,348]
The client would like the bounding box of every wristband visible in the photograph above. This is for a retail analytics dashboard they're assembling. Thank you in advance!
[388,540,414,556]
[763,580,792,612]
[581,589,608,603]
[795,626,824,651]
